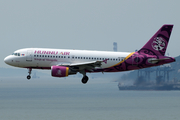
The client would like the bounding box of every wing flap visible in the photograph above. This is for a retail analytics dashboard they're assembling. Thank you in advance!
[57,60,104,71]
[70,61,101,67]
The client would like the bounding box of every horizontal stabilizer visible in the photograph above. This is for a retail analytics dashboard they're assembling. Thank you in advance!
[148,58,170,64]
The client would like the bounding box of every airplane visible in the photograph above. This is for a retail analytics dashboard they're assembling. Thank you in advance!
[4,24,175,84]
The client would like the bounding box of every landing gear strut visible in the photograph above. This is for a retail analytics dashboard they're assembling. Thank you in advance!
[27,68,32,80]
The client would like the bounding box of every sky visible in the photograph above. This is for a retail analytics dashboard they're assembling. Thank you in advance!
[1,0,180,68]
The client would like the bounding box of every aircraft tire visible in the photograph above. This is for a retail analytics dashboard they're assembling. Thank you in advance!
[82,76,88,84]
[27,75,31,80]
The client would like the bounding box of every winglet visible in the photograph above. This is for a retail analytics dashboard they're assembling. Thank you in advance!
[138,24,173,56]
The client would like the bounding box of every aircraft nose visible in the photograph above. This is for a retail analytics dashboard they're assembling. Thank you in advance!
[4,56,12,65]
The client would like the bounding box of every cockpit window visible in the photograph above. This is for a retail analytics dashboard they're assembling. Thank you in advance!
[12,53,20,56]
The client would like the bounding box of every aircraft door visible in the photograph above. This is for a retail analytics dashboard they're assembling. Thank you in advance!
[26,50,33,61]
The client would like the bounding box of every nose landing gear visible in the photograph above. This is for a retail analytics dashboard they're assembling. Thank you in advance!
[27,68,32,80]
[27,75,31,79]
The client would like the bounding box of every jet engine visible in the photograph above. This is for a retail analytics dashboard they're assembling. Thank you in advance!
[51,66,76,77]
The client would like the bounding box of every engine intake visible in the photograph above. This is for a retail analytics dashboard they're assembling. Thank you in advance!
[51,66,69,77]
[51,66,76,77]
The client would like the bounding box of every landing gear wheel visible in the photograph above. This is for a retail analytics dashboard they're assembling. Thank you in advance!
[82,76,89,84]
[27,75,31,80]
[27,68,32,80]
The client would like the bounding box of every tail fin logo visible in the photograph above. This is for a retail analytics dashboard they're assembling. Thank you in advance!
[151,37,165,51]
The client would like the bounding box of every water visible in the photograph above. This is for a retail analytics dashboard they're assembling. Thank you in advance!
[0,77,180,120]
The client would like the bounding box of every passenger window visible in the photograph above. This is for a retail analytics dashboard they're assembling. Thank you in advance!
[68,56,70,58]
[37,55,39,57]
[64,56,66,58]
[61,56,63,58]
[39,55,41,57]
[34,55,36,57]
[42,55,44,57]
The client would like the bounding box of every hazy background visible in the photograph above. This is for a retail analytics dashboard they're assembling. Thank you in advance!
[1,0,180,68]
[1,1,180,120]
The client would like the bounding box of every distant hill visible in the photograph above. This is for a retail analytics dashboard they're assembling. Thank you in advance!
[169,55,180,79]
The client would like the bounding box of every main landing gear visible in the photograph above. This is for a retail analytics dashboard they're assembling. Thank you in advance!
[82,76,89,84]
[80,70,89,84]
[27,68,32,80]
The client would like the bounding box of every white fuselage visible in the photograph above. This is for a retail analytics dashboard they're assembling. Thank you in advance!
[4,48,131,69]
[3,25,176,84]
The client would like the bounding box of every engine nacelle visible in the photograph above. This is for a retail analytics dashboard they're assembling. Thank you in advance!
[51,66,70,77]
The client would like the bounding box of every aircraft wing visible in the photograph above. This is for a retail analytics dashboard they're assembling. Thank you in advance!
[57,60,104,71]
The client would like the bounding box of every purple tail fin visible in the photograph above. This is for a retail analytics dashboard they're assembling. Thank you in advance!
[138,24,173,56]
